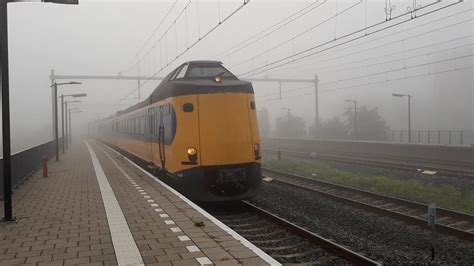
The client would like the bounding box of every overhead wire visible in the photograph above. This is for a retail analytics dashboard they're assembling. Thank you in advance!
[121,0,178,74]
[232,0,363,69]
[211,0,326,60]
[120,0,250,100]
[239,1,464,78]
[259,66,473,103]
[259,51,473,99]
[255,44,473,100]
[132,1,193,74]
[260,7,474,77]
[320,66,473,94]
[274,39,474,78]
[318,53,473,87]
[269,32,473,77]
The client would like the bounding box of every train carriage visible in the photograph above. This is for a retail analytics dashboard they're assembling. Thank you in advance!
[93,61,261,202]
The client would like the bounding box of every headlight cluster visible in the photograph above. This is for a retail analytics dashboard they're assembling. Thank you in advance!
[187,147,198,162]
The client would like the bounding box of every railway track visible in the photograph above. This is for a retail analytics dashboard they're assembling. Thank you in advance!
[263,148,474,179]
[204,201,380,265]
[262,168,474,242]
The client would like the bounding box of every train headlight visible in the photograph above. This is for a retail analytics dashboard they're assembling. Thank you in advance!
[187,147,198,162]
[187,147,197,156]
[213,76,221,83]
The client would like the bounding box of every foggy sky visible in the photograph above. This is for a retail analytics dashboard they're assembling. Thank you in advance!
[2,0,473,153]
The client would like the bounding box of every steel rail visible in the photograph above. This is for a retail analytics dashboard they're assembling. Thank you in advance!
[262,168,474,242]
[241,201,381,265]
[263,148,474,179]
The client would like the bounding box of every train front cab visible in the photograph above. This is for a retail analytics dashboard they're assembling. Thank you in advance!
[164,86,262,202]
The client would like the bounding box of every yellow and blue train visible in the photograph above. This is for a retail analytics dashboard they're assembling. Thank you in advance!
[93,61,261,202]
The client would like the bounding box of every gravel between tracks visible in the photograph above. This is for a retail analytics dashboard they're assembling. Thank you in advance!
[248,181,474,264]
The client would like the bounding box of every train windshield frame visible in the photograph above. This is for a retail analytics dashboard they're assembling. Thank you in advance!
[184,64,237,80]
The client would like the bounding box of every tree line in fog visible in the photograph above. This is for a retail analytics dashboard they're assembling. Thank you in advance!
[258,106,390,141]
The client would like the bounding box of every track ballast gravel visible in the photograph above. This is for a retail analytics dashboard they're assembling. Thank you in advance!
[248,181,474,264]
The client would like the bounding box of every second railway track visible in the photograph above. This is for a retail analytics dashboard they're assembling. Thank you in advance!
[263,148,474,179]
[262,168,474,242]
[203,201,380,265]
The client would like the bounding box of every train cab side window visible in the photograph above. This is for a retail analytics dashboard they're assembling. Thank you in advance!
[169,65,183,81]
[175,64,188,79]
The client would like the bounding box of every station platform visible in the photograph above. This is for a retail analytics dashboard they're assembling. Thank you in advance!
[0,140,275,266]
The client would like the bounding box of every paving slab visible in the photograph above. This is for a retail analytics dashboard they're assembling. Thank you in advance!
[1,140,278,265]
[0,143,117,266]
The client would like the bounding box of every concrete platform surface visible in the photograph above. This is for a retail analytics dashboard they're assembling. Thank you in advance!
[0,140,277,266]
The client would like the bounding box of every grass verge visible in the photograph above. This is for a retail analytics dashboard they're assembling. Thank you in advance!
[263,159,474,215]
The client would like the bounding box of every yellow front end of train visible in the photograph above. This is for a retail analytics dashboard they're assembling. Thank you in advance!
[94,61,262,202]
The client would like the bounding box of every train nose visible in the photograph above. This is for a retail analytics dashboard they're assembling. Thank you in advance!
[197,93,255,165]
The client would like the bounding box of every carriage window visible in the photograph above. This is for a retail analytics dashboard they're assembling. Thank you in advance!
[149,114,154,135]
[134,118,138,135]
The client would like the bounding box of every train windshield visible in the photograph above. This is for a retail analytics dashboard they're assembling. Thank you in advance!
[186,65,237,79]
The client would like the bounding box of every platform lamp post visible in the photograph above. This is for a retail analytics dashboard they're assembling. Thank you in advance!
[60,93,86,152]
[392,93,412,143]
[52,82,81,160]
[345,100,358,139]
[64,99,83,149]
[69,109,82,144]
[1,0,79,222]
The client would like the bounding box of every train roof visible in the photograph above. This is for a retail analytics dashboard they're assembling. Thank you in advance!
[185,60,223,65]
[115,61,252,117]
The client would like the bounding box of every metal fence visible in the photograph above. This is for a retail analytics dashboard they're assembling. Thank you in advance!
[391,130,474,145]
[0,140,58,198]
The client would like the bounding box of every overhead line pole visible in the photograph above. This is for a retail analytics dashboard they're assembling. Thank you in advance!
[314,74,319,139]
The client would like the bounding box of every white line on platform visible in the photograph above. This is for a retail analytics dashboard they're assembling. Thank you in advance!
[196,257,213,266]
[170,227,182,232]
[178,236,190,241]
[186,245,200,252]
[103,143,280,266]
[84,141,144,266]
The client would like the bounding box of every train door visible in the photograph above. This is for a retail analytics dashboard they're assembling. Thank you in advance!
[147,107,154,163]
[158,106,166,169]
